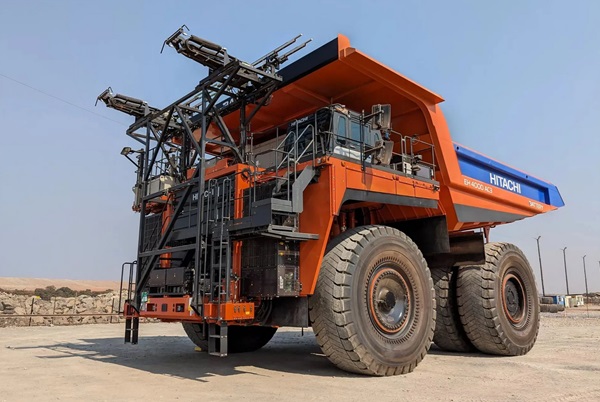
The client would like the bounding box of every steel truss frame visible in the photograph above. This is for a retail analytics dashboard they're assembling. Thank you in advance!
[98,27,311,314]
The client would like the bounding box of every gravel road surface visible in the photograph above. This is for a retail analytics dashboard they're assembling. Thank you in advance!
[1,311,599,401]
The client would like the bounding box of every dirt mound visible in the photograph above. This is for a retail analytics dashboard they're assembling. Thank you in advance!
[0,277,120,292]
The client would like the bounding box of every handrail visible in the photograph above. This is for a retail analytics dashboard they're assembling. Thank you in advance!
[276,124,315,171]
[325,128,436,180]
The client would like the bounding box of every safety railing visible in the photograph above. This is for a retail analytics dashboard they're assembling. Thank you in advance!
[119,262,137,314]
[251,114,318,202]
[327,129,436,180]
[397,132,436,180]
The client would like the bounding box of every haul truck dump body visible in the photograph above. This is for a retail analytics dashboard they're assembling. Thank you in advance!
[214,34,563,230]
[99,29,563,375]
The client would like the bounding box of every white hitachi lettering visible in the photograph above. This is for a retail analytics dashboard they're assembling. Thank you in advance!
[489,173,522,194]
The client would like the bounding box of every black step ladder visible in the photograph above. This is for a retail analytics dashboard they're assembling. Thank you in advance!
[124,317,139,344]
[206,177,233,304]
[208,322,228,356]
[120,261,140,344]
[210,236,230,300]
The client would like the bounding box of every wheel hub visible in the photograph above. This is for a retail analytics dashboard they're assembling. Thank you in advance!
[378,290,397,311]
[368,267,411,335]
[502,272,526,324]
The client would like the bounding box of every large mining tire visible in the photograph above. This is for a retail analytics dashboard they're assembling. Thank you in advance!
[431,266,475,352]
[457,242,539,356]
[540,304,559,313]
[182,323,277,353]
[309,225,436,376]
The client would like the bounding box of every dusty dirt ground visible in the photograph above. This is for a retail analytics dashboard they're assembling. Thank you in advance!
[1,311,599,402]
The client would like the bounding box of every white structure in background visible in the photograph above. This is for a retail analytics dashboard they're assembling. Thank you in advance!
[564,295,585,308]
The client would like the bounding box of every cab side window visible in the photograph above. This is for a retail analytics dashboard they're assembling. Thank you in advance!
[337,115,347,141]
[350,121,361,146]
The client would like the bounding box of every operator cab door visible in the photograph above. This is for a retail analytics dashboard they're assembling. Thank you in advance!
[332,113,376,162]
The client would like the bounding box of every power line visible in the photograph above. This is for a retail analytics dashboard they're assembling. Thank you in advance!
[0,72,127,127]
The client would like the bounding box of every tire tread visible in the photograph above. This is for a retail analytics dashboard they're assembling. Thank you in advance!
[431,266,475,352]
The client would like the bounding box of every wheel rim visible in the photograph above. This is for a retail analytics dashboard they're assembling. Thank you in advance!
[368,266,412,335]
[502,271,526,325]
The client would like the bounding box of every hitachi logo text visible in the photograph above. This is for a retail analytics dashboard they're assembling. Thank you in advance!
[489,173,521,194]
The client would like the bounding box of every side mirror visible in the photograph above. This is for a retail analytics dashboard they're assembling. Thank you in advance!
[371,104,391,130]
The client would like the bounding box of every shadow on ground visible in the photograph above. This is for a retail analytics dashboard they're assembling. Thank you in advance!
[10,330,349,381]
[9,328,511,380]
[428,343,503,359]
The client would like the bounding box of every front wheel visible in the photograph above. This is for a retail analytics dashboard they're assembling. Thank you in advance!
[309,225,436,376]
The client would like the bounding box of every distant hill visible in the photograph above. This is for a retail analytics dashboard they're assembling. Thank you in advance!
[0,277,121,292]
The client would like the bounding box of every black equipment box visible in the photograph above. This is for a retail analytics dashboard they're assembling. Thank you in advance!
[241,238,300,297]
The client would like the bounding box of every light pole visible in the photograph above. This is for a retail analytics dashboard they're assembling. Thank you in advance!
[562,247,570,296]
[583,255,589,318]
[535,236,546,296]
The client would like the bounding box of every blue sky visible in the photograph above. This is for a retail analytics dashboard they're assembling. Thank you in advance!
[0,1,598,293]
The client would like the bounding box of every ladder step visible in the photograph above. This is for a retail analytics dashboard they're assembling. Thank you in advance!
[269,224,295,232]
[124,317,139,344]
[207,323,228,356]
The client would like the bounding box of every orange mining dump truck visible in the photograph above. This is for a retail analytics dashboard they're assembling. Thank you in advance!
[98,28,564,376]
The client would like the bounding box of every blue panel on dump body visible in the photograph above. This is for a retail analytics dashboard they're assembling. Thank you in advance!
[455,144,564,207]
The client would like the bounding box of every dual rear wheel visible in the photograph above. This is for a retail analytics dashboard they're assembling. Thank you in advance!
[433,242,539,355]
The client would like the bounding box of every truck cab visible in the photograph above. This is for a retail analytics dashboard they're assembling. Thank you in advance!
[281,105,382,164]
[259,103,434,182]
